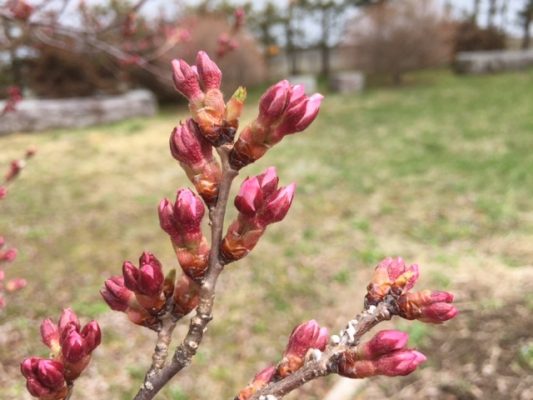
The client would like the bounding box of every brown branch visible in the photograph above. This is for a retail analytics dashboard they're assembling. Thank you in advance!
[133,145,238,400]
[248,301,396,400]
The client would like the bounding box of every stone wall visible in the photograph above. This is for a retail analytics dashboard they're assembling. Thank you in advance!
[454,50,533,74]
[0,89,157,135]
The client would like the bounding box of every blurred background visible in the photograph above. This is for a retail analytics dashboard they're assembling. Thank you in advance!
[0,0,532,399]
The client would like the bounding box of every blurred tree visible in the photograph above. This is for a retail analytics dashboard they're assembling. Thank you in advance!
[519,0,533,49]
[295,0,380,78]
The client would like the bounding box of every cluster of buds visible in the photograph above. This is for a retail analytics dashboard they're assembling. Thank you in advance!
[0,235,26,307]
[366,257,458,324]
[102,251,200,326]
[169,120,221,205]
[221,167,295,262]
[230,80,323,169]
[21,309,101,399]
[172,51,246,146]
[338,330,426,379]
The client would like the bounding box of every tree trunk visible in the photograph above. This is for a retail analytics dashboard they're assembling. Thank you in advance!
[522,17,531,49]
[320,7,331,78]
[285,4,298,75]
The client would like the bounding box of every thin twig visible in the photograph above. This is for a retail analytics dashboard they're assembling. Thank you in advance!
[133,145,238,400]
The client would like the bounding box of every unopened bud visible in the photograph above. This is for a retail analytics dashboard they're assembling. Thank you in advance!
[0,247,17,262]
[358,330,409,359]
[5,277,26,291]
[398,290,457,324]
[237,365,276,400]
[171,59,203,102]
[58,308,80,333]
[81,320,102,353]
[123,252,164,297]
[40,319,59,350]
[101,276,134,312]
[196,51,222,90]
[21,357,66,398]
[169,120,213,170]
[366,257,419,305]
[259,183,296,225]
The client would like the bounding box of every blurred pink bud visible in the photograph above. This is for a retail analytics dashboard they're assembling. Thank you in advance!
[81,321,101,353]
[234,7,245,29]
[260,183,296,225]
[21,357,66,397]
[284,320,329,359]
[0,295,5,309]
[101,276,134,312]
[398,290,457,324]
[25,147,36,158]
[360,330,409,359]
[0,186,7,199]
[376,349,427,376]
[169,119,213,168]
[122,252,164,296]
[171,59,203,101]
[258,80,291,122]
[196,51,222,90]
[5,277,26,292]
[58,308,80,333]
[60,324,85,363]
[5,159,25,182]
[40,319,59,349]
[0,247,18,262]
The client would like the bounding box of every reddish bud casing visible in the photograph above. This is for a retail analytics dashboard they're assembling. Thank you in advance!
[398,290,458,324]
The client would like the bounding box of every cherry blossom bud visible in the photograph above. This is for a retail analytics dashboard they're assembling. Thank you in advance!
[171,59,203,102]
[398,290,458,324]
[81,321,102,353]
[339,348,426,379]
[40,320,59,351]
[170,120,214,168]
[366,257,419,305]
[358,330,409,359]
[196,51,222,90]
[235,177,263,216]
[234,7,245,29]
[5,277,26,291]
[122,252,164,297]
[159,198,180,242]
[237,365,276,400]
[5,159,25,182]
[259,183,296,225]
[376,349,427,376]
[101,276,135,312]
[58,308,80,333]
[0,186,7,199]
[60,323,85,363]
[175,189,205,233]
[0,247,17,262]
[278,320,329,377]
[21,357,67,398]
[258,80,291,123]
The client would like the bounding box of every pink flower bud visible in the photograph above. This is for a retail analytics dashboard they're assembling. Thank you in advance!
[175,189,205,233]
[81,320,101,353]
[5,159,25,182]
[235,177,263,216]
[258,80,291,122]
[375,349,427,376]
[122,252,164,297]
[260,183,296,225]
[275,93,323,137]
[101,276,134,312]
[0,186,7,199]
[21,357,66,397]
[158,198,180,241]
[58,308,80,333]
[0,247,18,262]
[398,290,458,324]
[359,330,409,359]
[284,320,329,359]
[169,119,213,168]
[60,324,85,363]
[5,277,26,291]
[40,319,59,349]
[196,51,222,90]
[171,59,203,101]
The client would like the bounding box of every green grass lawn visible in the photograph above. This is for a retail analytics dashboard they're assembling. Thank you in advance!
[1,69,532,399]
